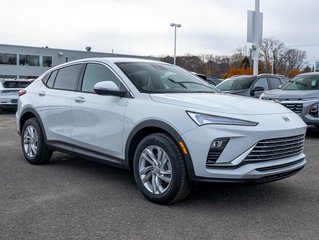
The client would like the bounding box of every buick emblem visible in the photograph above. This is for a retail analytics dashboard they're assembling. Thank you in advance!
[282,116,290,122]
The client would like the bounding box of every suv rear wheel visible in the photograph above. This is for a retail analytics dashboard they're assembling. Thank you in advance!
[21,118,52,164]
[133,133,191,204]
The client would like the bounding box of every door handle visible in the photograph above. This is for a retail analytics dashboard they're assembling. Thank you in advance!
[38,91,46,96]
[74,96,86,103]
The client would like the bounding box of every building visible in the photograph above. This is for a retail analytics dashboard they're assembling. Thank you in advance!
[0,44,157,79]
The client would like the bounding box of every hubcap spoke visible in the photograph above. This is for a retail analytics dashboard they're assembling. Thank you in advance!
[139,166,153,175]
[145,148,158,165]
[141,152,155,166]
[157,174,171,183]
[151,174,157,193]
[142,171,152,183]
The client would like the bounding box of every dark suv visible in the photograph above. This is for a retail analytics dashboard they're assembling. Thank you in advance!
[216,74,289,98]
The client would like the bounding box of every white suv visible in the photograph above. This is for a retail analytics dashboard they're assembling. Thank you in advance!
[0,79,31,110]
[16,58,307,204]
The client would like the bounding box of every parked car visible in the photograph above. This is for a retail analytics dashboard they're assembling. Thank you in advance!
[260,72,319,127]
[0,79,31,110]
[191,73,222,86]
[16,58,306,204]
[206,77,223,86]
[216,74,289,98]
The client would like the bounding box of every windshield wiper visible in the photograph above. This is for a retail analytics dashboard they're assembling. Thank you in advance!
[167,78,187,89]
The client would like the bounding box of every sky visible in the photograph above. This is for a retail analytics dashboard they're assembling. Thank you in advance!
[1,0,319,61]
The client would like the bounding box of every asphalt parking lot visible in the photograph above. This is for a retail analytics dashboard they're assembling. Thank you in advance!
[1,111,319,240]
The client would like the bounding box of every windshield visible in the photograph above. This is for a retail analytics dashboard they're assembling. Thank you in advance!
[216,77,255,91]
[281,75,319,90]
[116,62,217,93]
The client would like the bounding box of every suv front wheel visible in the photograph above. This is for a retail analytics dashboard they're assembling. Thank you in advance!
[133,133,191,204]
[21,118,52,165]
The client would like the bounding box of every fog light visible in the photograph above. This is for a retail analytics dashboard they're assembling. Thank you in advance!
[206,138,229,166]
[309,103,318,118]
[211,138,229,149]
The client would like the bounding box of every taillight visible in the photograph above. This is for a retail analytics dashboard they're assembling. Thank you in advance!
[18,89,27,96]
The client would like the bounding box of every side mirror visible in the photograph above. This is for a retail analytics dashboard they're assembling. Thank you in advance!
[93,81,127,97]
[278,85,282,89]
[251,86,265,97]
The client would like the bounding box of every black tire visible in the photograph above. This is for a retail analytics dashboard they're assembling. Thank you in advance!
[133,133,191,204]
[21,118,52,165]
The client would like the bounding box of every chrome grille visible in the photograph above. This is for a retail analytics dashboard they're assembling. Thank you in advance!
[244,134,304,162]
[281,103,303,113]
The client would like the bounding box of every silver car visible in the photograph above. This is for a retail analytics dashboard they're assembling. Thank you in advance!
[216,74,289,98]
[260,72,319,127]
[16,58,306,204]
[0,79,31,110]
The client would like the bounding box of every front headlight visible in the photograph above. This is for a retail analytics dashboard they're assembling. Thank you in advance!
[187,111,259,126]
[309,103,318,118]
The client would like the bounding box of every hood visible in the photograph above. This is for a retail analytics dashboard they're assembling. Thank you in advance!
[263,89,319,100]
[150,93,290,115]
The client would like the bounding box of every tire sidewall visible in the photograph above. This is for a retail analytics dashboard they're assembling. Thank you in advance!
[133,133,184,204]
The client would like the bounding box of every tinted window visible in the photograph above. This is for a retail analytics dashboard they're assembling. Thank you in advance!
[53,64,81,90]
[19,55,40,66]
[269,77,281,89]
[217,77,255,91]
[82,64,122,93]
[3,81,30,88]
[43,56,52,67]
[254,77,269,90]
[0,53,17,65]
[46,70,58,88]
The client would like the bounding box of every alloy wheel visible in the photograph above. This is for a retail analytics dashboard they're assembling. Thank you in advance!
[23,125,39,158]
[138,145,172,194]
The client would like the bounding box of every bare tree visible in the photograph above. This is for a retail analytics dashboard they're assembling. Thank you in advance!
[284,48,306,73]
[259,38,286,74]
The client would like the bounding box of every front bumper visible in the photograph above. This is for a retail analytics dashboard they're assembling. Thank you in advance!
[182,112,307,182]
[279,100,319,126]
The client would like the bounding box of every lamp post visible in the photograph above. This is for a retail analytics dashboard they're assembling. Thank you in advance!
[170,23,181,65]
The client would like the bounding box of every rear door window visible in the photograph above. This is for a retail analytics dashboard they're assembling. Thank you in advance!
[53,64,82,90]
[269,77,281,89]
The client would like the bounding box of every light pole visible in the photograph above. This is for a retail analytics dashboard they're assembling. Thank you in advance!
[170,23,181,65]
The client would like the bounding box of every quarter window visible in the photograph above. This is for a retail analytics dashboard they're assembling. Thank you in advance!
[53,64,81,90]
[82,63,122,93]
[46,70,58,88]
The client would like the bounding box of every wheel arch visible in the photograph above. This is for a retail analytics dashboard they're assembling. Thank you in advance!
[124,120,195,178]
[19,108,47,142]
